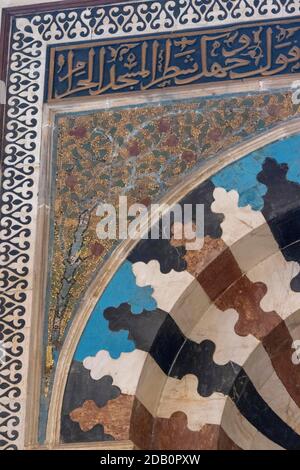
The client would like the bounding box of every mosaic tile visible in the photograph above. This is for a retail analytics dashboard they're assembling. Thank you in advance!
[83,350,147,396]
[258,157,300,291]
[59,127,300,448]
[61,415,113,444]
[244,342,300,436]
[132,260,194,312]
[131,399,240,450]
[228,369,300,450]
[70,395,133,440]
[221,398,283,450]
[74,261,156,362]
[156,375,226,430]
[189,305,259,365]
[215,275,281,339]
[248,251,300,319]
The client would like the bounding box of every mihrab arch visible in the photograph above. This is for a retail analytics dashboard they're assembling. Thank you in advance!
[47,125,300,450]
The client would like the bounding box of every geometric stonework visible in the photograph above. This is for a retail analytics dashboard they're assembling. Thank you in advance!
[61,134,300,449]
[1,0,300,450]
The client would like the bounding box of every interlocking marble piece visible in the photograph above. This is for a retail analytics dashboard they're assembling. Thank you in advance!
[169,279,211,337]
[248,252,300,320]
[215,275,281,340]
[74,261,156,361]
[149,314,186,376]
[179,180,224,239]
[130,398,240,450]
[61,416,113,444]
[212,135,300,212]
[151,412,235,451]
[156,375,226,430]
[70,400,104,432]
[135,355,169,419]
[171,234,227,279]
[228,369,300,450]
[83,349,147,396]
[221,398,283,451]
[128,180,224,273]
[128,238,187,274]
[197,248,242,301]
[244,343,300,435]
[130,399,153,449]
[258,157,300,291]
[133,348,300,450]
[147,313,243,397]
[132,260,194,312]
[189,305,259,365]
[104,303,167,352]
[211,152,267,211]
[154,317,300,449]
[211,187,266,246]
[59,133,300,449]
[286,311,300,342]
[230,222,279,273]
[62,361,120,416]
[169,338,241,397]
[212,255,300,411]
[262,321,300,409]
[70,395,134,440]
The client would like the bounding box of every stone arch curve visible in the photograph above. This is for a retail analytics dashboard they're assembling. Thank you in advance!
[46,120,300,448]
[130,240,300,449]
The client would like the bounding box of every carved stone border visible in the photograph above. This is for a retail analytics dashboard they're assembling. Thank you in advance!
[1,0,300,450]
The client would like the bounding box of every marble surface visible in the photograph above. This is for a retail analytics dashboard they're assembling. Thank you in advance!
[60,133,300,449]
